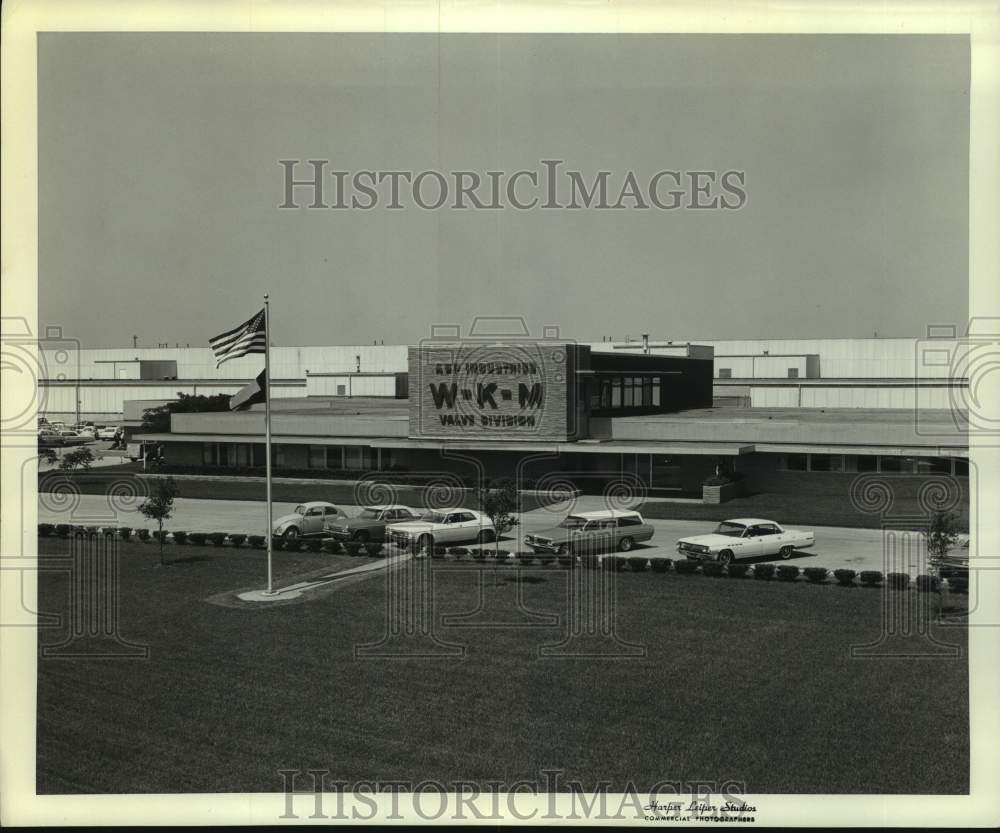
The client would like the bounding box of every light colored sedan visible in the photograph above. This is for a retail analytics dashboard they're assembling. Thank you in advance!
[272,502,346,539]
[677,518,815,565]
[386,508,496,551]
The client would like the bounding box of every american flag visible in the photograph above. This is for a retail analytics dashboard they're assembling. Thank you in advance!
[209,308,266,367]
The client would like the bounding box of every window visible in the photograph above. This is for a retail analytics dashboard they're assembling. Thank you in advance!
[623,378,635,407]
[308,445,327,469]
[719,368,732,379]
[787,367,799,379]
[914,457,952,475]
[848,455,878,473]
[619,515,643,527]
[600,379,612,409]
[343,446,371,471]
[336,384,346,396]
[611,378,622,408]
[809,454,844,472]
[203,443,218,465]
[273,445,287,468]
[785,453,808,471]
[880,456,904,473]
[642,377,653,406]
[323,507,339,517]
[232,444,251,467]
[305,507,323,517]
[652,378,661,406]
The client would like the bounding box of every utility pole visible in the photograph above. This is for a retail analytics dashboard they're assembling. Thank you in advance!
[132,335,138,348]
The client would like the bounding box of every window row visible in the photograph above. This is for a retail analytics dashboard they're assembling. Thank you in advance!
[201,443,378,471]
[780,453,968,476]
[596,376,662,410]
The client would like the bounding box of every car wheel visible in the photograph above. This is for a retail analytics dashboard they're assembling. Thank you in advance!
[283,527,300,540]
[477,529,495,544]
[719,550,734,566]
[618,536,634,553]
[417,534,434,554]
[779,545,794,560]
[355,530,370,543]
[554,544,567,557]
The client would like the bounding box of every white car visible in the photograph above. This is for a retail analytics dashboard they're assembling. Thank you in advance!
[386,508,496,550]
[677,518,815,565]
[272,501,347,539]
[97,426,119,440]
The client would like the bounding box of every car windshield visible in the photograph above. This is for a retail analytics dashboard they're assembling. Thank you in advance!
[358,508,382,519]
[714,522,747,537]
[559,516,589,529]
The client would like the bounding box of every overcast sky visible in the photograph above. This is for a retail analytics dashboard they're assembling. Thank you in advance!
[39,33,969,348]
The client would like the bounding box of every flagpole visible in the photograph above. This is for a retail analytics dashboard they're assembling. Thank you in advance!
[263,293,274,594]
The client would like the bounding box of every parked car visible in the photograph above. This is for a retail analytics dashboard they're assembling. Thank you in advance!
[325,504,424,543]
[677,518,815,565]
[524,509,654,556]
[38,429,61,447]
[97,426,119,440]
[386,509,495,550]
[57,430,93,446]
[272,501,347,539]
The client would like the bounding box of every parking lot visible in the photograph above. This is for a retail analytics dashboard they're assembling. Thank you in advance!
[37,491,939,577]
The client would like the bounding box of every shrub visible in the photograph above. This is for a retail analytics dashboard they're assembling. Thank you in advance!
[651,558,672,574]
[804,567,828,584]
[471,549,486,561]
[673,559,699,575]
[701,561,725,577]
[56,524,72,538]
[887,572,910,590]
[727,563,749,578]
[859,570,883,587]
[449,547,468,559]
[628,556,649,572]
[753,563,776,581]
[364,542,384,557]
[916,574,940,593]
[321,539,341,554]
[538,555,555,567]
[136,528,151,542]
[948,577,968,594]
[776,565,800,582]
[344,542,362,557]
[270,536,286,551]
[38,523,55,537]
[516,552,535,566]
[433,545,447,558]
[557,555,574,568]
[229,533,247,548]
[307,539,324,552]
[152,530,167,542]
[172,530,188,545]
[187,532,207,546]
[833,569,856,587]
[208,532,227,547]
[248,535,266,549]
[493,550,510,563]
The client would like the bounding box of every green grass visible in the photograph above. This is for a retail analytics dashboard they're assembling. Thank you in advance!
[36,539,968,794]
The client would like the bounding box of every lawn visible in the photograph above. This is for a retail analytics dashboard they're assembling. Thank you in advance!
[36,538,968,795]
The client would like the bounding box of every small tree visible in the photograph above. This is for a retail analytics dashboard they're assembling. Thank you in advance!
[59,446,95,472]
[39,447,58,467]
[138,477,178,565]
[926,510,961,560]
[477,479,519,560]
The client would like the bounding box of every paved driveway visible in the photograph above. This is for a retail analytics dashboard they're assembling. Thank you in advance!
[37,493,937,576]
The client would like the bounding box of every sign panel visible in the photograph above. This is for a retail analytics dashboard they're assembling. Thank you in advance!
[408,343,577,440]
